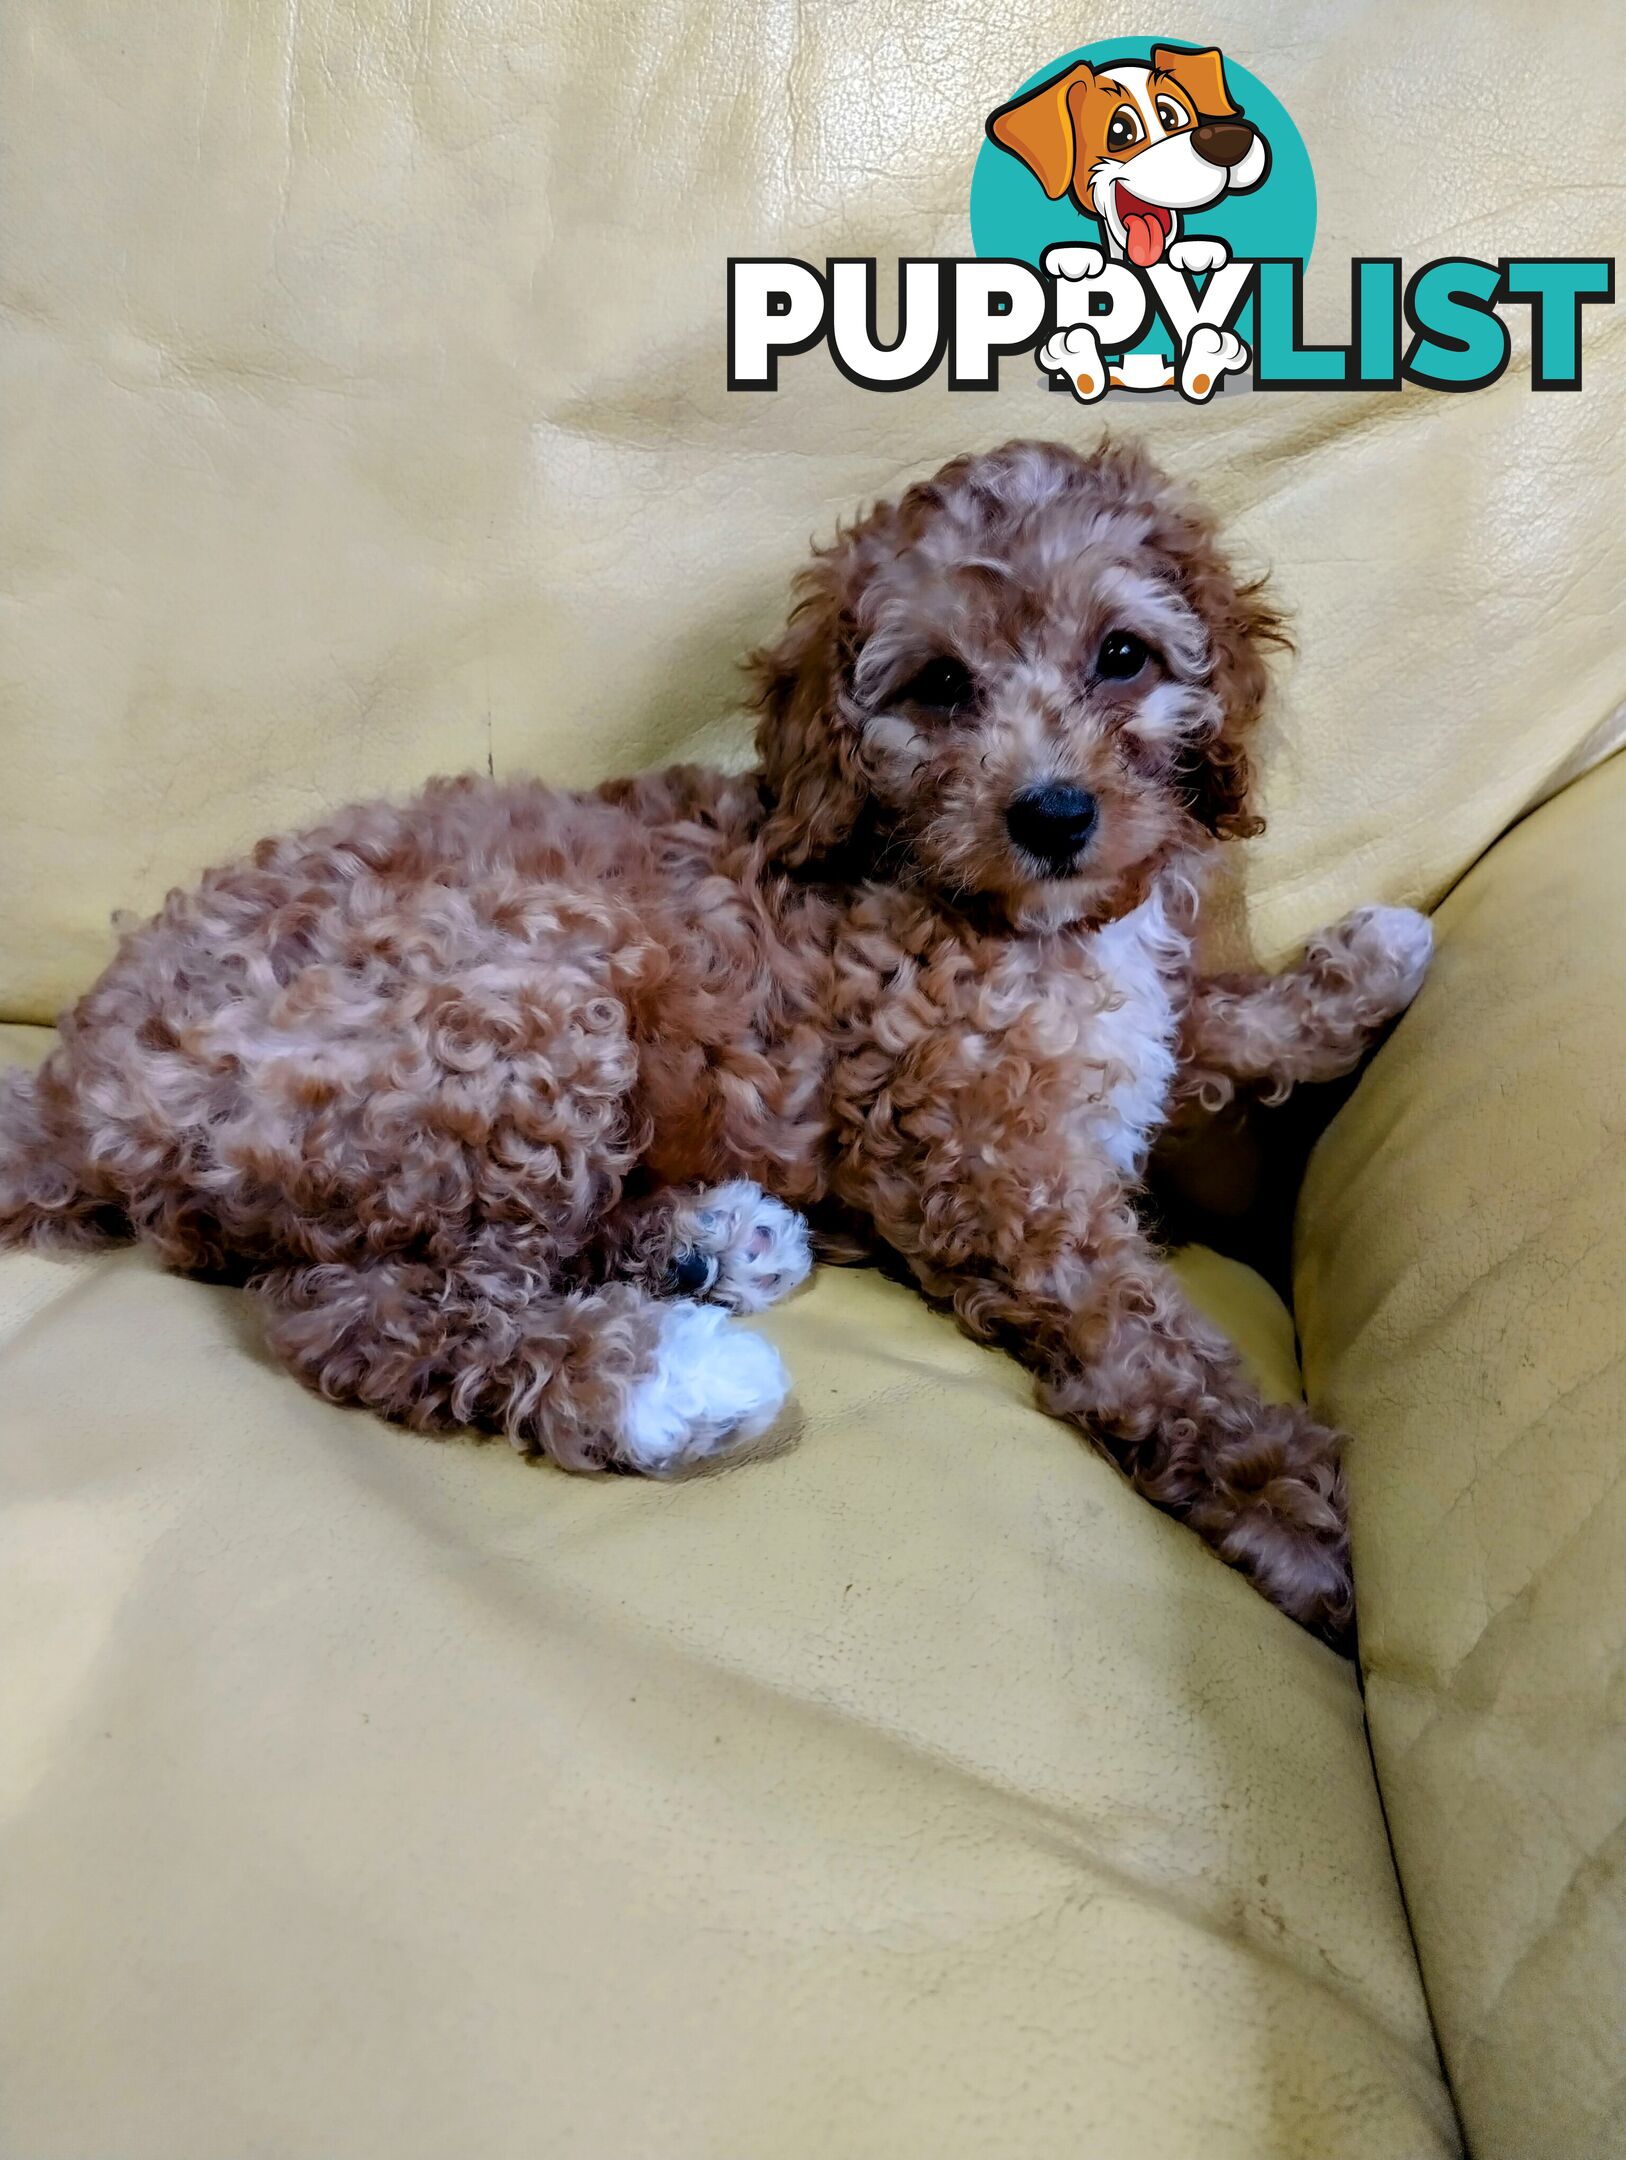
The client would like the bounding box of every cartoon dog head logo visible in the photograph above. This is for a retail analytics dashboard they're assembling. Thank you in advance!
[730,44,1611,406]
[987,45,1270,272]
[971,42,1303,401]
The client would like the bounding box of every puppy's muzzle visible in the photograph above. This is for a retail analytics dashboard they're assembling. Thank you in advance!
[1006,783,1097,873]
[1191,120,1255,170]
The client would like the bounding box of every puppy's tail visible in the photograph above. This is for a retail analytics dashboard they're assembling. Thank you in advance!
[0,1054,127,1253]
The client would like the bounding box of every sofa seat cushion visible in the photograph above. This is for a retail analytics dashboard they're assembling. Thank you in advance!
[1298,752,1626,2160]
[2,1018,1453,2160]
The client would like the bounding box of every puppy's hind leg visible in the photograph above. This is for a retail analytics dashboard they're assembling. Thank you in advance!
[603,1181,813,1314]
[258,1240,790,1474]
[948,1235,1352,1647]
[669,1181,813,1312]
[1050,1258,1351,1647]
[0,1054,128,1254]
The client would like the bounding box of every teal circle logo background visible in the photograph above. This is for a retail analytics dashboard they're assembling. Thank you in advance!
[970,40,1315,284]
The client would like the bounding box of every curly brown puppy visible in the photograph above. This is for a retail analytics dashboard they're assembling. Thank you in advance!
[0,440,1430,1646]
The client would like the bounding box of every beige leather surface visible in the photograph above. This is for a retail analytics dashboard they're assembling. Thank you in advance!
[3,0,1624,1021]
[0,1067,1455,2156]
[1298,752,1626,2160]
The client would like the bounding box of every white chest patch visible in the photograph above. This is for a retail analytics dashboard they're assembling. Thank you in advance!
[1077,889,1182,1177]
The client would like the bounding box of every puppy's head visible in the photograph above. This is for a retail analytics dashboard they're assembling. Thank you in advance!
[750,438,1286,933]
[987,47,1268,264]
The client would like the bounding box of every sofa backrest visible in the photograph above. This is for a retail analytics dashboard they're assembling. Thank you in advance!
[3,0,1622,1020]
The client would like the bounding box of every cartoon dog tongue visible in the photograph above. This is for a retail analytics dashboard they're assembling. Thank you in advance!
[1124,210,1165,267]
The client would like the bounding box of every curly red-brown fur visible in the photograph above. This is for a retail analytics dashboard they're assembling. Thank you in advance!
[0,439,1431,1645]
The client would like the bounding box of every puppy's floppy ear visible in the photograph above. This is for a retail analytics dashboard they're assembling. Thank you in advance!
[748,548,870,870]
[1177,560,1288,839]
[1109,442,1288,838]
[1150,44,1239,121]
[986,63,1094,200]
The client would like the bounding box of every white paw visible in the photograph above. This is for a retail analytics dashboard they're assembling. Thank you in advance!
[619,1301,789,1472]
[1041,243,1105,282]
[1340,905,1434,996]
[1039,324,1107,403]
[1167,236,1230,275]
[1179,323,1248,401]
[675,1180,812,1314]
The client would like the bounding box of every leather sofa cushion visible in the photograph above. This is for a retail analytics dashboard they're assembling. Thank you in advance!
[0,1016,1454,2158]
[1298,752,1626,2160]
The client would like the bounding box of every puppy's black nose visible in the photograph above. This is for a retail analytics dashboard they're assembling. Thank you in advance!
[1006,783,1097,869]
[1192,120,1255,169]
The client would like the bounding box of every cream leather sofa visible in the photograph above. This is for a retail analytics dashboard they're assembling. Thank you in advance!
[3,5,1623,2156]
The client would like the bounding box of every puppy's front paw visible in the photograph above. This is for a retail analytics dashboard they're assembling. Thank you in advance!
[618,1302,789,1472]
[1042,242,1106,282]
[1314,904,1433,1019]
[670,1180,812,1314]
[1167,236,1230,275]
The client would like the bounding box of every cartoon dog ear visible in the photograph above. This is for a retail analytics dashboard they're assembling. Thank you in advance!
[986,63,1095,200]
[1150,43,1240,121]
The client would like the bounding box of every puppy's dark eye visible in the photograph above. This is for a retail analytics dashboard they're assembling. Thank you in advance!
[1096,630,1153,681]
[898,655,976,714]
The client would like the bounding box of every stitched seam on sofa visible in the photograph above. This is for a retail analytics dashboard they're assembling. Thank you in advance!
[1358,1695,1470,2150]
